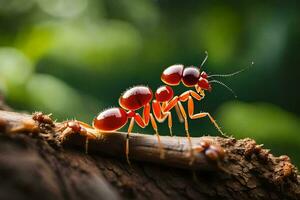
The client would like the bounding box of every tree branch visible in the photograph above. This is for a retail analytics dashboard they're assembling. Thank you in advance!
[0,110,299,200]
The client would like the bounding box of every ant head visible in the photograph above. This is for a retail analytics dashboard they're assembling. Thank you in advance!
[198,71,212,92]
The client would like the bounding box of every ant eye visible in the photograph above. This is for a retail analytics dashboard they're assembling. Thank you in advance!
[161,64,184,86]
[155,85,174,102]
[200,71,208,79]
[198,77,211,91]
[182,67,200,87]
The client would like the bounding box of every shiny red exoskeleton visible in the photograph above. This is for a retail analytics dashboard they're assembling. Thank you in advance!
[92,53,246,163]
[154,54,231,161]
[93,107,128,132]
[159,60,226,140]
[161,64,211,91]
[93,85,176,163]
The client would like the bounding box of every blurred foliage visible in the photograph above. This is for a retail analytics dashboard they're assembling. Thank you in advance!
[0,1,299,165]
[218,101,300,165]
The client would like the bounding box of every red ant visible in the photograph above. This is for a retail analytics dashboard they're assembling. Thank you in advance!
[60,53,249,164]
[158,53,225,144]
[156,53,251,157]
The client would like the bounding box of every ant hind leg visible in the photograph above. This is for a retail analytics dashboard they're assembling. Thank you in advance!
[125,117,135,165]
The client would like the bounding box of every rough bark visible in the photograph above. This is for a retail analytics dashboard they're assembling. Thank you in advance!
[0,109,299,200]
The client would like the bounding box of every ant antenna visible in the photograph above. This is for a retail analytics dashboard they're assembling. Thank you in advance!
[209,80,237,98]
[208,61,254,78]
[200,51,208,68]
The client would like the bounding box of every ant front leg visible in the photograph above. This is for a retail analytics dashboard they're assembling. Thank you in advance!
[187,96,228,137]
[195,85,205,97]
[179,90,202,102]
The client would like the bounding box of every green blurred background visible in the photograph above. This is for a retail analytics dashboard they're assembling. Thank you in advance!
[0,1,299,166]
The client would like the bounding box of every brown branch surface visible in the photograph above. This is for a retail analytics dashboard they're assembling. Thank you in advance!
[0,110,299,200]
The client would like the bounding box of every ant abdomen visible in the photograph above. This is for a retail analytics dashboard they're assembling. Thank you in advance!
[93,107,128,132]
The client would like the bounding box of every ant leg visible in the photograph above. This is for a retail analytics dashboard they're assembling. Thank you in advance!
[157,112,172,136]
[59,120,97,154]
[163,96,179,112]
[177,101,194,165]
[143,103,151,125]
[136,110,165,158]
[153,100,173,136]
[126,117,135,165]
[195,85,201,93]
[72,121,99,154]
[150,113,165,159]
[167,112,172,136]
[179,91,190,102]
[187,96,227,137]
[189,90,202,100]
[174,104,184,123]
[179,90,202,101]
[162,101,183,123]
[134,113,146,128]
[195,85,206,97]
[152,100,162,120]
[125,112,153,164]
